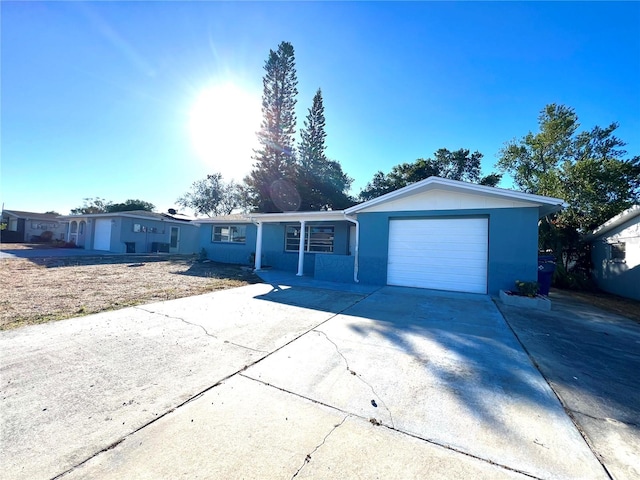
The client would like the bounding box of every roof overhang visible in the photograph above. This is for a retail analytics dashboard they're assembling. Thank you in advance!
[345,176,566,218]
[193,216,252,224]
[60,212,189,224]
[249,211,347,223]
[585,205,640,240]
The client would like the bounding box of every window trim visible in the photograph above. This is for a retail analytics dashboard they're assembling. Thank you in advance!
[285,224,335,253]
[609,242,626,262]
[212,224,247,244]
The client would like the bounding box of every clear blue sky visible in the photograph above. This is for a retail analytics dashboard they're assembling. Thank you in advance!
[2,1,639,216]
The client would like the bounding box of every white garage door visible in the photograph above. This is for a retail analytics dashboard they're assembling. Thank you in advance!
[93,219,112,251]
[387,218,488,294]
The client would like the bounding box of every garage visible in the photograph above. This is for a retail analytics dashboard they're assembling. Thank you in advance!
[387,217,488,294]
[93,219,112,251]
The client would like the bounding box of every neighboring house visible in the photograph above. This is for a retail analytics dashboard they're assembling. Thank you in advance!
[60,210,200,254]
[197,177,565,295]
[586,205,640,301]
[0,210,69,243]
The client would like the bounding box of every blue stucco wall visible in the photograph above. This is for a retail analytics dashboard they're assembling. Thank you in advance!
[590,217,640,301]
[261,222,351,275]
[116,217,199,254]
[199,221,352,274]
[200,223,256,265]
[356,208,539,295]
[315,254,355,283]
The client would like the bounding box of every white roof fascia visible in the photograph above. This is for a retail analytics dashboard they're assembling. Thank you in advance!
[193,216,253,224]
[249,211,347,223]
[345,176,566,216]
[62,212,190,224]
[586,205,640,240]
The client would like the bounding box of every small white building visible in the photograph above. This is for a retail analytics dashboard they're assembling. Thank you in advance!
[587,205,640,301]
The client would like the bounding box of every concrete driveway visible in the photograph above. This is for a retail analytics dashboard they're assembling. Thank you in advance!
[0,279,608,479]
[498,291,640,480]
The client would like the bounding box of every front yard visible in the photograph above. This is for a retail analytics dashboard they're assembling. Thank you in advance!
[0,254,258,330]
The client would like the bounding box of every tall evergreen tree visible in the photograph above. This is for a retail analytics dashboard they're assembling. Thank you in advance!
[245,41,299,212]
[297,89,353,210]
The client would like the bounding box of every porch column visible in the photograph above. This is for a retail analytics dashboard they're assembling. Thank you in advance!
[296,220,306,276]
[254,222,263,270]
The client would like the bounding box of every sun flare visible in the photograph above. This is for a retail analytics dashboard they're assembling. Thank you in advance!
[189,83,261,181]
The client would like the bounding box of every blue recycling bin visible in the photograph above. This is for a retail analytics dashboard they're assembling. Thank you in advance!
[537,255,556,296]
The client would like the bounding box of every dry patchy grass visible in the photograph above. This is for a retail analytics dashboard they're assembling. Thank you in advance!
[0,255,258,330]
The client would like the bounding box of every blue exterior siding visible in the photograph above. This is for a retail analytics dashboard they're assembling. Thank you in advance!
[590,217,640,301]
[200,224,256,265]
[356,208,539,295]
[262,222,351,274]
[200,221,352,274]
[117,217,199,254]
[198,211,539,295]
[315,254,355,282]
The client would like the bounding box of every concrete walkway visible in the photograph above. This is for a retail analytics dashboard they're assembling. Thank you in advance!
[0,280,608,479]
[497,290,640,480]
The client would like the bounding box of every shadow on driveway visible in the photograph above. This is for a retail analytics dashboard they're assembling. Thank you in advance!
[497,290,640,480]
[249,275,606,479]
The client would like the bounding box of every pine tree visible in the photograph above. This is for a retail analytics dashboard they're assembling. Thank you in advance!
[245,41,299,212]
[297,89,353,210]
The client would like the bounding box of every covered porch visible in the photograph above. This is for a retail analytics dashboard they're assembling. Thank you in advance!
[249,211,360,283]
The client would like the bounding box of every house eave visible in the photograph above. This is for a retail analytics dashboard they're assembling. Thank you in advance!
[345,176,566,218]
[585,205,640,241]
[60,212,191,224]
[249,211,347,223]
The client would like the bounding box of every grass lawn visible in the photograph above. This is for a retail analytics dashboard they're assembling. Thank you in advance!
[1,254,258,330]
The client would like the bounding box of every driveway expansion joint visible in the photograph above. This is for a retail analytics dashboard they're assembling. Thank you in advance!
[290,414,349,479]
[568,408,640,429]
[241,375,545,480]
[312,328,395,428]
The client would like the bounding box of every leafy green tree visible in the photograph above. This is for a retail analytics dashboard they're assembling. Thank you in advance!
[71,198,155,215]
[70,197,112,214]
[44,211,60,216]
[497,104,640,233]
[496,104,640,286]
[297,89,354,210]
[107,199,155,213]
[245,41,299,212]
[177,173,241,217]
[359,148,501,201]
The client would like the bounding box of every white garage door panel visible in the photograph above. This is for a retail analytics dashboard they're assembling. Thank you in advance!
[93,219,112,251]
[388,218,488,294]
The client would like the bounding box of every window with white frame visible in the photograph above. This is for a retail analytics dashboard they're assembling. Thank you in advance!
[610,242,626,261]
[8,219,18,231]
[285,225,334,253]
[213,225,246,243]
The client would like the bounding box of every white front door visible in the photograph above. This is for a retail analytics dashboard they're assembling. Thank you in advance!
[170,226,180,253]
[93,219,112,251]
[387,218,489,294]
